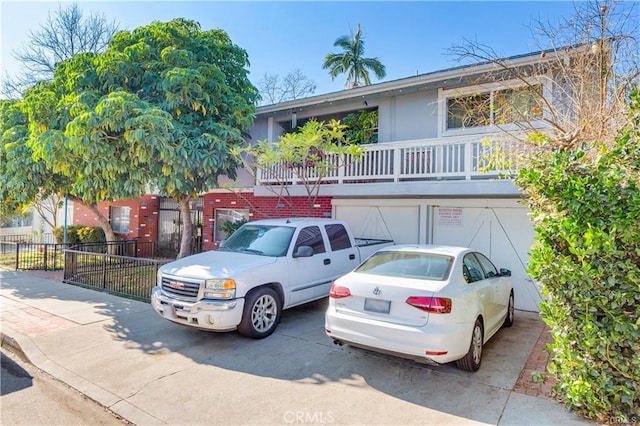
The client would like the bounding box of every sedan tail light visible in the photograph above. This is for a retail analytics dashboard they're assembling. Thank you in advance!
[329,284,351,298]
[406,296,452,313]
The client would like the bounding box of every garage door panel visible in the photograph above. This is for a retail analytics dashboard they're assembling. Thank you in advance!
[433,207,541,312]
[335,206,418,243]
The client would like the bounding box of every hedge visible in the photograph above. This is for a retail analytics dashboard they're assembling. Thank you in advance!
[515,89,640,422]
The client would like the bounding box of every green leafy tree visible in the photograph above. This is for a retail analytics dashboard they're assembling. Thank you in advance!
[100,19,258,258]
[20,54,174,246]
[0,98,70,229]
[232,119,364,216]
[323,24,386,88]
[14,19,258,258]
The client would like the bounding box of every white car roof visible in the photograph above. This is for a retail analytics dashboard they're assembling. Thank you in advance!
[375,244,472,258]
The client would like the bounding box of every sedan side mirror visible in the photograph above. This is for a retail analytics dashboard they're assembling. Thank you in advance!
[293,245,314,258]
[500,268,511,277]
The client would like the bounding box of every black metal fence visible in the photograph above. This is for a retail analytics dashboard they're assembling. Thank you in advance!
[0,233,55,244]
[0,240,167,272]
[0,242,66,271]
[63,250,170,302]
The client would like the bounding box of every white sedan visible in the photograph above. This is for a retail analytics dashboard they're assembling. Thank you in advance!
[325,245,514,371]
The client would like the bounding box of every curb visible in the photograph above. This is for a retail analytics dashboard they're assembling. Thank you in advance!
[1,329,30,364]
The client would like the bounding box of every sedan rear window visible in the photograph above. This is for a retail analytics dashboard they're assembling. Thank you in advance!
[356,251,453,280]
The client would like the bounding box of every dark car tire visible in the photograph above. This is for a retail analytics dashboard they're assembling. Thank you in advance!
[502,291,515,328]
[238,287,281,339]
[456,318,484,372]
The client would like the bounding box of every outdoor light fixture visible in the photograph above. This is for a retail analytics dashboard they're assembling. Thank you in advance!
[291,111,297,128]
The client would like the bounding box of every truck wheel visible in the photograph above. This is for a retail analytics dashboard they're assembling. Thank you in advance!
[238,287,281,339]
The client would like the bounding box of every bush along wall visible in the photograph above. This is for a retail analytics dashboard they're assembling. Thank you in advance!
[53,225,106,244]
[515,91,640,423]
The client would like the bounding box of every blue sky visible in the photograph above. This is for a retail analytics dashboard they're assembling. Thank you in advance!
[1,1,580,96]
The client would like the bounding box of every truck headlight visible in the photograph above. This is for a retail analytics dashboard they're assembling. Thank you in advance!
[204,278,236,299]
[156,269,163,287]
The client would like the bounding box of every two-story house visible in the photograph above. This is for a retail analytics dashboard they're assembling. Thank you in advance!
[241,49,563,312]
[17,47,574,312]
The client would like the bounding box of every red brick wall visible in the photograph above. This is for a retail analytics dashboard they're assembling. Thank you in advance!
[72,192,332,252]
[72,195,159,244]
[201,192,332,251]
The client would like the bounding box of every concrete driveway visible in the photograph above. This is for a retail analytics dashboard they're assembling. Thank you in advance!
[0,271,590,425]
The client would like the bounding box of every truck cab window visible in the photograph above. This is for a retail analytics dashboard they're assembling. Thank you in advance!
[294,226,326,254]
[325,224,352,251]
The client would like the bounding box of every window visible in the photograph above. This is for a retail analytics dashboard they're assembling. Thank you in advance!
[442,81,545,134]
[221,225,294,257]
[447,93,491,129]
[494,86,543,125]
[462,254,485,283]
[293,226,325,255]
[0,212,33,228]
[111,206,131,234]
[324,224,352,251]
[214,208,250,242]
[474,252,498,278]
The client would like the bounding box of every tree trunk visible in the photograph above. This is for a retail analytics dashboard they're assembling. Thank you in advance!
[177,194,193,259]
[68,195,119,254]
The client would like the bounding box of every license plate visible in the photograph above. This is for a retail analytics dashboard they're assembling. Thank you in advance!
[364,298,391,314]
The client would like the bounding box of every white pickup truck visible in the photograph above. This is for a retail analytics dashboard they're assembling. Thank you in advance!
[151,217,393,338]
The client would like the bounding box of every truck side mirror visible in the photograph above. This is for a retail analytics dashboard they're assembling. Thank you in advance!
[293,246,314,258]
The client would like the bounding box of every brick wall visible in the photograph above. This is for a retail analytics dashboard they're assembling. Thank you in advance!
[72,195,159,244]
[72,192,332,252]
[201,192,332,251]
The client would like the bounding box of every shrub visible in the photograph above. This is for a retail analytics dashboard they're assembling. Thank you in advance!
[53,225,82,244]
[77,226,105,243]
[515,90,640,422]
[343,109,378,144]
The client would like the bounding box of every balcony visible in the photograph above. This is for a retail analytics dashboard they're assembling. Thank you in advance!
[256,134,528,188]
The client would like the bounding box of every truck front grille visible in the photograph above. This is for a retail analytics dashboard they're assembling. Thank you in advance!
[161,277,201,301]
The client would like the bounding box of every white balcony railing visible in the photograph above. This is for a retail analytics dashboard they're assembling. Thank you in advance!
[256,135,527,186]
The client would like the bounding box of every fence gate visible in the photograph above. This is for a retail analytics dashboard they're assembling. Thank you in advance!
[158,197,203,257]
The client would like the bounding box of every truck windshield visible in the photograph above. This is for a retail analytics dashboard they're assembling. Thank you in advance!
[219,225,295,257]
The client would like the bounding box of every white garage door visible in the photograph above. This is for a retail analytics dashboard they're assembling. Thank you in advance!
[432,206,541,312]
[335,206,419,243]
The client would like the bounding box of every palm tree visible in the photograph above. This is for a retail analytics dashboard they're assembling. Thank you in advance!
[323,24,386,89]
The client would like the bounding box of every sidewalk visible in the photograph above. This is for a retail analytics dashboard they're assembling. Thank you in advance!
[1,269,593,425]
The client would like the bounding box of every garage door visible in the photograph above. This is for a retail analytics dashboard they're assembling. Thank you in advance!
[432,206,541,312]
[335,206,418,243]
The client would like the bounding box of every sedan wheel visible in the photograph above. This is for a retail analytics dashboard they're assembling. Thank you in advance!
[502,291,514,328]
[456,318,484,372]
[238,287,281,339]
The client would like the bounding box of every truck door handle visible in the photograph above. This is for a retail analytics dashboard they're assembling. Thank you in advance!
[324,259,331,265]
[349,254,355,260]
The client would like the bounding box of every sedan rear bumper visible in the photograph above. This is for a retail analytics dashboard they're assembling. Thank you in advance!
[325,309,473,364]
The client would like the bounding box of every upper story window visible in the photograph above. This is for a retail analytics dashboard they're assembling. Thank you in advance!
[440,80,546,136]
